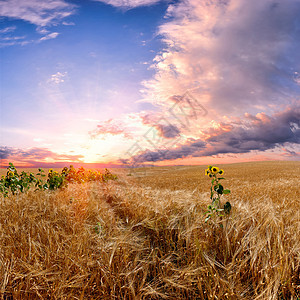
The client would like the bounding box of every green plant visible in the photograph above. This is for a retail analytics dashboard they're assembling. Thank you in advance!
[0,175,9,197]
[35,168,48,190]
[94,221,105,235]
[0,163,118,198]
[204,165,231,223]
[103,168,118,181]
[47,169,66,190]
[0,163,37,196]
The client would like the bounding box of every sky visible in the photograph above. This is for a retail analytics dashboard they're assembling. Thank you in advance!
[0,0,299,168]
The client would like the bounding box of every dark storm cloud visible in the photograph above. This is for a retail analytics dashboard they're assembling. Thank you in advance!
[0,147,10,159]
[153,124,181,139]
[130,105,300,162]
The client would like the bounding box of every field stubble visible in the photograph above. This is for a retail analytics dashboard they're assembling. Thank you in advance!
[0,161,299,299]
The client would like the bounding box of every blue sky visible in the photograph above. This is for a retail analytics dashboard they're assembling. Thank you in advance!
[0,0,299,167]
[1,0,167,140]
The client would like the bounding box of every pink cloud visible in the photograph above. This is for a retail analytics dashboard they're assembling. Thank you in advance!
[0,147,84,168]
[126,104,300,163]
[142,0,300,116]
[89,118,134,139]
[87,0,300,165]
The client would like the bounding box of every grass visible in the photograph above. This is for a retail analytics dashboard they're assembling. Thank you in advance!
[0,161,299,299]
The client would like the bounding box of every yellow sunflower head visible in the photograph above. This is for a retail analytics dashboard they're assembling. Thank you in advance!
[8,171,14,177]
[205,168,210,176]
[49,169,53,173]
[211,166,219,174]
[219,169,224,175]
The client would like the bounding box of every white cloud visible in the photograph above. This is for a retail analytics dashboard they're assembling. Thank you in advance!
[0,26,16,33]
[62,21,75,26]
[93,0,161,9]
[0,38,29,47]
[0,25,24,47]
[40,32,59,41]
[294,72,300,85]
[1,35,25,41]
[0,0,76,27]
[142,0,300,116]
[36,27,50,34]
[48,72,67,84]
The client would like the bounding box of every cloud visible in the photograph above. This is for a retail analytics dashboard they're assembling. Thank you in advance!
[93,0,162,9]
[141,113,181,138]
[0,25,26,47]
[0,147,11,160]
[128,105,300,163]
[0,0,76,27]
[48,71,67,84]
[39,32,60,41]
[89,119,134,139]
[0,39,29,47]
[62,21,75,26]
[0,0,76,46]
[1,35,25,41]
[84,0,300,165]
[0,146,84,167]
[202,106,300,155]
[36,27,50,34]
[142,0,300,115]
[280,147,300,158]
[155,123,180,138]
[132,140,206,163]
[0,26,16,33]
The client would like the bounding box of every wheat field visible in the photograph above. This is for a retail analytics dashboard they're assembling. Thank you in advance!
[0,161,299,299]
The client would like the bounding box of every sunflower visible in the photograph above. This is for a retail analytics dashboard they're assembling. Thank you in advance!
[219,169,224,175]
[205,168,210,176]
[8,171,14,177]
[211,166,219,174]
[49,169,53,173]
